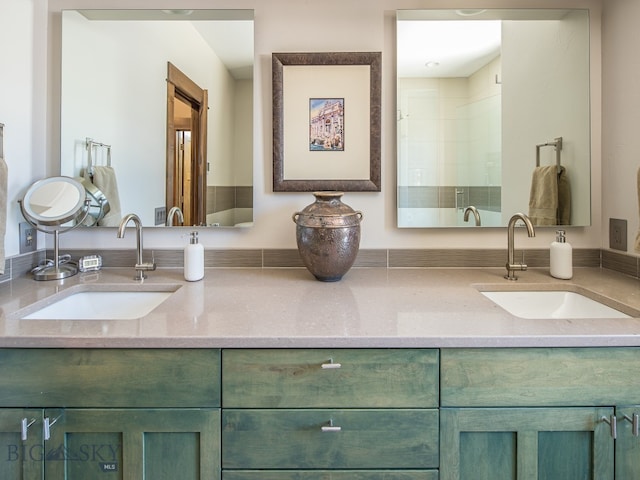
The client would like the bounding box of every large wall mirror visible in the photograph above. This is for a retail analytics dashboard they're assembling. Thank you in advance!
[397,9,590,228]
[60,9,254,228]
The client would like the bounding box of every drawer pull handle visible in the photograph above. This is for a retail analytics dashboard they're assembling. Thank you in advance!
[43,416,60,441]
[321,359,342,369]
[321,419,342,432]
[623,414,640,436]
[601,415,617,439]
[21,418,36,441]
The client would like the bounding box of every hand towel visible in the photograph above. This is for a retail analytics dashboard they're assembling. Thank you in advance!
[528,165,571,226]
[92,166,122,227]
[0,126,7,275]
[635,167,640,252]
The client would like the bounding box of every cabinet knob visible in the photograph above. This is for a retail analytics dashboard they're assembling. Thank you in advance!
[20,418,36,441]
[601,415,617,439]
[622,413,640,437]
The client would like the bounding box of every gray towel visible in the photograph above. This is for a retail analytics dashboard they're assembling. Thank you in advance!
[528,165,571,226]
[92,166,122,227]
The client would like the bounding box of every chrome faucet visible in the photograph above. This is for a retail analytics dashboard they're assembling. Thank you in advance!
[463,206,481,226]
[117,213,156,280]
[166,206,184,226]
[505,213,536,280]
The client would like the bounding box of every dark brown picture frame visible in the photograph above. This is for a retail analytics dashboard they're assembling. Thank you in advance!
[272,52,381,192]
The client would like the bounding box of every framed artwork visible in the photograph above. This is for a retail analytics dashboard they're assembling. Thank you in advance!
[272,52,381,192]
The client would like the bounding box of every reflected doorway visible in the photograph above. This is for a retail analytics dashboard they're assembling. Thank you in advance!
[166,62,208,226]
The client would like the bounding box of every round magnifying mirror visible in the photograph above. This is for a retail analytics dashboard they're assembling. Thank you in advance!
[22,176,87,227]
[20,176,90,280]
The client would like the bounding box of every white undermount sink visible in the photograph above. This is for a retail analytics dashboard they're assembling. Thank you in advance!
[21,288,177,320]
[481,290,634,319]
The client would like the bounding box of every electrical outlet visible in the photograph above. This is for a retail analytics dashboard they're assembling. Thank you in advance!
[609,218,627,251]
[154,207,166,226]
[19,222,37,254]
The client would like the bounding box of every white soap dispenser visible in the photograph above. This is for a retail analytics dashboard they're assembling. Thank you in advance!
[184,231,204,281]
[550,229,573,279]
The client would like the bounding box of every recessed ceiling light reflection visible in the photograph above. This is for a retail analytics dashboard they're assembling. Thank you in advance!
[455,9,487,17]
[162,10,194,16]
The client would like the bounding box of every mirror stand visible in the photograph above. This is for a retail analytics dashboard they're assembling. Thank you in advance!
[37,229,82,280]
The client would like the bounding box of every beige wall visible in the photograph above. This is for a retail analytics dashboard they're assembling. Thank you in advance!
[4,0,606,255]
[602,0,640,255]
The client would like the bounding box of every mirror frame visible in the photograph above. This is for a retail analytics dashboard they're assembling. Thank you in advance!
[22,176,87,227]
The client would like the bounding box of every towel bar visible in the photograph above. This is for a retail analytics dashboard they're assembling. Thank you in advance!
[86,137,112,175]
[536,136,563,168]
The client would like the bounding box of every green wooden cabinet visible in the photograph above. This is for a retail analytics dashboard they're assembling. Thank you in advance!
[0,349,220,408]
[0,408,221,480]
[223,471,439,480]
[440,348,640,407]
[0,409,43,480]
[440,407,615,480]
[6,344,640,480]
[44,408,220,480]
[223,349,439,408]
[222,349,439,478]
[614,406,640,479]
[441,348,640,480]
[223,409,438,470]
[0,349,222,480]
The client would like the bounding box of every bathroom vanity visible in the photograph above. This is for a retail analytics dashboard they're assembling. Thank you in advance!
[0,267,639,479]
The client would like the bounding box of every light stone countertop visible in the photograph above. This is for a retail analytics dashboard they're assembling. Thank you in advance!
[0,267,639,348]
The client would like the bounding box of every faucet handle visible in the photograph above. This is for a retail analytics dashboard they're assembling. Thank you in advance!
[135,253,156,274]
[135,263,156,272]
[520,251,528,270]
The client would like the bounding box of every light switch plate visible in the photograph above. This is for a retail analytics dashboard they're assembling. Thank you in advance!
[609,218,627,251]
[154,207,166,226]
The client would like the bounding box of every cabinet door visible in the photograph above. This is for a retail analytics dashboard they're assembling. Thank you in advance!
[0,409,43,480]
[615,406,640,479]
[44,408,220,480]
[440,407,614,480]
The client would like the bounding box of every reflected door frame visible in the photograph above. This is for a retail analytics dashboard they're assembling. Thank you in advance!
[166,62,208,226]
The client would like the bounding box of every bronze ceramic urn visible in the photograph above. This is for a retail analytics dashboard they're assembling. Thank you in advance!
[292,192,363,282]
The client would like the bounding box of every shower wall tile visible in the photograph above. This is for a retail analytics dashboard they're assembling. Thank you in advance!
[236,186,253,208]
[207,185,254,213]
[398,186,501,211]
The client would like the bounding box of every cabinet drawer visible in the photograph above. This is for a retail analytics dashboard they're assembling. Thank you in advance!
[222,349,438,408]
[222,409,439,469]
[223,471,438,480]
[0,349,220,407]
[441,347,640,407]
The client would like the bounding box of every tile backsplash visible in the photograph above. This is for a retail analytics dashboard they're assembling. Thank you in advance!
[2,248,638,284]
